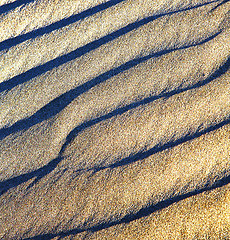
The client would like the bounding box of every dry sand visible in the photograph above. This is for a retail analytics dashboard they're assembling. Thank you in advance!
[0,0,230,239]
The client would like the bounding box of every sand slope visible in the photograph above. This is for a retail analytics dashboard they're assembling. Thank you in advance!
[0,0,230,239]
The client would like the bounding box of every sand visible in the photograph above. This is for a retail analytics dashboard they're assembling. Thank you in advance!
[0,0,229,239]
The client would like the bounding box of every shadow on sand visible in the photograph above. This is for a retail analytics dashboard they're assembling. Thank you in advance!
[0,0,34,15]
[0,0,125,50]
[22,173,230,240]
[0,48,228,197]
[0,0,220,93]
[0,32,224,141]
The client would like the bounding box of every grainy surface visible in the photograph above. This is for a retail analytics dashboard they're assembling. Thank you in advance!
[0,0,229,239]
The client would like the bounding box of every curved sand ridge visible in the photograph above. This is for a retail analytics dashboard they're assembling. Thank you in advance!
[0,0,230,239]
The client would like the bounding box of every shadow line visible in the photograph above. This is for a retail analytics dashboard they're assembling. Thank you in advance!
[71,115,230,174]
[0,32,223,141]
[59,56,229,157]
[22,174,230,240]
[1,107,229,198]
[211,0,229,11]
[0,0,219,93]
[0,0,34,15]
[0,157,63,196]
[0,36,227,198]
[1,87,229,237]
[108,117,230,169]
[0,0,125,50]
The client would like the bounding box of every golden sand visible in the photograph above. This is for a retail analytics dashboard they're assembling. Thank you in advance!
[0,0,229,239]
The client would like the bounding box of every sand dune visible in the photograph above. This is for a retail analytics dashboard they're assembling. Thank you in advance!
[0,0,229,239]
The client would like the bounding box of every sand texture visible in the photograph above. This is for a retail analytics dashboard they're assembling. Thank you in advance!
[0,0,230,239]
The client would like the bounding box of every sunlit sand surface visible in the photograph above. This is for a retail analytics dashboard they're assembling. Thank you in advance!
[0,0,229,239]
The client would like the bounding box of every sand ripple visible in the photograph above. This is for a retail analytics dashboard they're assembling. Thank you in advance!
[0,0,229,239]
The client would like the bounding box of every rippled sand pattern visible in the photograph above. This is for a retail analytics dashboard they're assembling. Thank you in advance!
[0,0,230,239]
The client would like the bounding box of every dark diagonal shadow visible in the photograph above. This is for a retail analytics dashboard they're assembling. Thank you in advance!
[108,117,230,169]
[0,32,223,141]
[0,0,34,15]
[0,36,227,198]
[58,56,230,157]
[1,108,229,201]
[211,0,229,11]
[22,174,230,240]
[0,0,220,93]
[73,114,230,174]
[0,0,125,50]
[0,55,228,203]
[0,156,63,196]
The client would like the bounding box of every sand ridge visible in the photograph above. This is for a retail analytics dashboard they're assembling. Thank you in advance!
[0,0,230,239]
